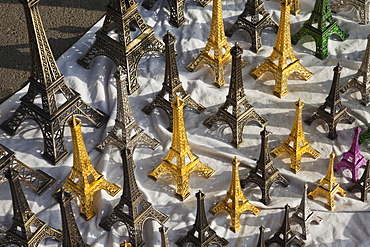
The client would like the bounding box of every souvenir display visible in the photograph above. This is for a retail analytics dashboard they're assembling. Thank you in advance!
[331,0,370,25]
[63,116,121,220]
[348,160,370,202]
[271,99,320,174]
[203,43,267,147]
[250,0,313,98]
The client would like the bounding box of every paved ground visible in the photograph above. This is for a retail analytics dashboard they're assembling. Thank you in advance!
[0,0,106,103]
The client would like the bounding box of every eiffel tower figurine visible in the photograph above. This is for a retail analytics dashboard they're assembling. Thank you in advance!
[53,189,90,247]
[63,116,121,221]
[250,0,313,98]
[148,96,215,201]
[334,127,366,181]
[271,99,320,174]
[305,63,355,140]
[96,67,160,152]
[308,152,347,211]
[142,0,211,27]
[203,43,267,148]
[186,0,238,88]
[341,34,370,106]
[121,241,132,247]
[241,127,290,205]
[265,204,306,246]
[348,160,370,201]
[0,144,55,195]
[77,0,164,95]
[331,0,370,25]
[99,148,169,247]
[290,184,323,240]
[142,31,205,131]
[210,157,261,232]
[225,0,279,53]
[256,226,266,247]
[291,0,349,60]
[159,225,170,247]
[0,169,62,246]
[176,190,229,247]
[0,0,108,165]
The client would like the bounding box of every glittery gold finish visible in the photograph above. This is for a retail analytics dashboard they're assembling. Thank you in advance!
[120,241,132,247]
[250,0,313,98]
[186,0,239,88]
[63,116,121,220]
[148,96,215,201]
[210,157,260,232]
[308,152,346,211]
[290,0,300,15]
[271,99,320,173]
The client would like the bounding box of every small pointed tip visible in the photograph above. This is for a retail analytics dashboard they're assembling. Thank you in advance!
[232,156,240,166]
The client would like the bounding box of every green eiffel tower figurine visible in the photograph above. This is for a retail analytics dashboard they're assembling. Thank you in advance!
[291,0,349,60]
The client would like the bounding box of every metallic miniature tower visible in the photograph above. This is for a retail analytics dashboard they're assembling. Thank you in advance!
[308,152,347,211]
[210,157,261,232]
[256,226,266,247]
[0,0,108,165]
[265,204,306,246]
[241,127,290,205]
[291,0,349,60]
[63,116,121,221]
[203,43,267,148]
[305,63,355,140]
[159,225,170,247]
[121,241,132,247]
[53,189,90,247]
[290,184,323,240]
[225,0,278,53]
[331,0,370,25]
[142,0,210,27]
[96,67,160,152]
[0,169,62,246]
[334,127,366,181]
[250,0,313,98]
[186,0,235,88]
[148,96,215,201]
[100,148,169,247]
[348,160,370,202]
[176,190,229,247]
[77,0,164,95]
[271,99,320,174]
[0,144,55,195]
[341,34,370,106]
[142,31,205,131]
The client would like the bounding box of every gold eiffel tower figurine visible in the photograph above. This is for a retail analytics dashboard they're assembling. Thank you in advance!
[63,116,121,220]
[250,0,313,98]
[210,157,260,232]
[308,152,346,211]
[271,99,320,173]
[186,0,242,88]
[148,96,215,201]
[267,0,300,15]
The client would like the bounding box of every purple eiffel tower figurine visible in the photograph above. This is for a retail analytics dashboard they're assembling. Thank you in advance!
[334,127,366,181]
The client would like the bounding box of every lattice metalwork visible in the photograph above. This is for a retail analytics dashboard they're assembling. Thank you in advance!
[176,190,229,247]
[204,43,267,147]
[63,116,121,221]
[142,31,205,131]
[0,0,109,165]
[186,0,238,88]
[291,0,349,60]
[0,169,62,246]
[305,63,355,140]
[341,34,370,106]
[100,148,169,247]
[225,0,278,53]
[271,99,320,174]
[348,160,370,201]
[0,144,55,195]
[250,0,313,98]
[96,67,160,152]
[241,127,290,205]
[290,184,323,240]
[332,0,370,25]
[265,204,306,246]
[148,96,215,201]
[210,157,260,232]
[308,152,347,211]
[77,0,164,94]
